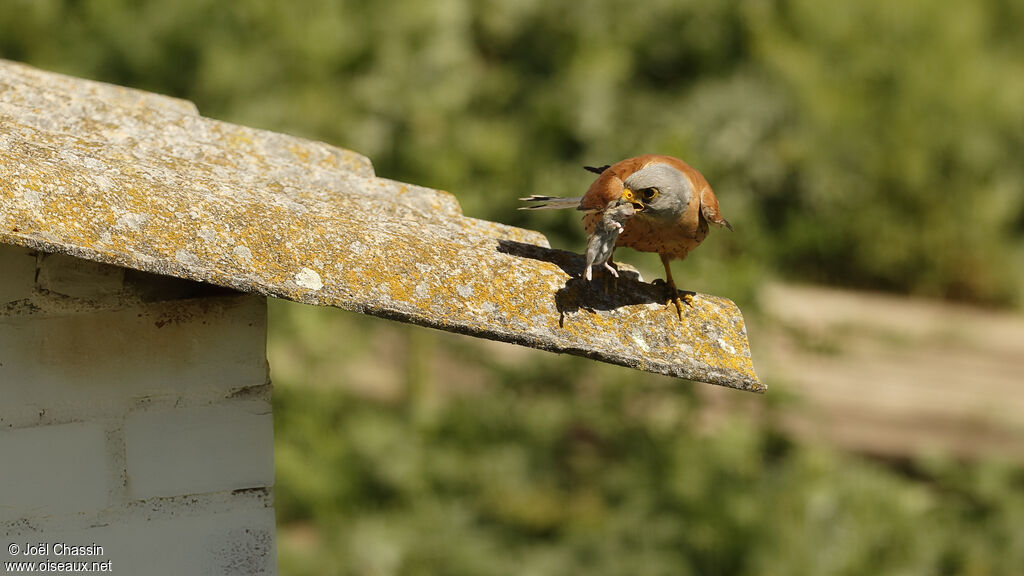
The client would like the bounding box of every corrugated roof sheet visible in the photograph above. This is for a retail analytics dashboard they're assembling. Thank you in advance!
[0,60,761,391]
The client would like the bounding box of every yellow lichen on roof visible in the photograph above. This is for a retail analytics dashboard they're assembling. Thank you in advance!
[0,59,762,391]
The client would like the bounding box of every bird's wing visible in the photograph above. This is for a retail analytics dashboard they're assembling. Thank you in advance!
[699,186,733,231]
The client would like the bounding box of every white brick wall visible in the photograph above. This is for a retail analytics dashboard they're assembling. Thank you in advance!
[2,491,276,575]
[0,246,35,305]
[0,297,268,428]
[125,402,274,499]
[35,253,126,300]
[0,245,276,575]
[0,422,110,519]
[3,502,275,575]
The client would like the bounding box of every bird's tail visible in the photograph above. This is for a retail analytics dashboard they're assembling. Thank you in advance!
[518,195,584,210]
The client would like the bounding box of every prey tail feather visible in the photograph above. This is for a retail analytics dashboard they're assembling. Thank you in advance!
[518,195,584,210]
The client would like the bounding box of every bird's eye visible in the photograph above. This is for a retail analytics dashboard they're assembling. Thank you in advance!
[640,187,659,201]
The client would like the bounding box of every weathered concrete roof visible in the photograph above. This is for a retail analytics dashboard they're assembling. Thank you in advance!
[0,59,762,392]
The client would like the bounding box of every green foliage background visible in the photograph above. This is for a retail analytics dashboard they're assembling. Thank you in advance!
[4,0,1024,574]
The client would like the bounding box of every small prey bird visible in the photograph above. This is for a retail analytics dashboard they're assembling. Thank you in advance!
[584,196,636,281]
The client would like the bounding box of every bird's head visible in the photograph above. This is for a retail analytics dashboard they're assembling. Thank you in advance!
[620,162,693,219]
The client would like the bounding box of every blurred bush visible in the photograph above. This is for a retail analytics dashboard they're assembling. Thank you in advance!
[270,302,1024,576]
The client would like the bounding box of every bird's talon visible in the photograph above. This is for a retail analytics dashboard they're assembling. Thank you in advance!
[670,295,683,319]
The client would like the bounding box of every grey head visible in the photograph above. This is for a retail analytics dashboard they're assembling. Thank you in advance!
[622,163,692,219]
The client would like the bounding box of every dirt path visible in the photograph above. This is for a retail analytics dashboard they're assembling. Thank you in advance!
[717,283,1024,460]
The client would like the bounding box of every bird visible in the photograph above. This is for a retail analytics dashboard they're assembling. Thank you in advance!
[520,154,732,317]
[584,196,636,281]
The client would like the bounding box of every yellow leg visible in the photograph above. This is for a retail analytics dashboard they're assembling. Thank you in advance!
[659,254,691,319]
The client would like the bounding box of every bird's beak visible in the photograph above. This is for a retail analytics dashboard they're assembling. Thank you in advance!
[621,188,644,211]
